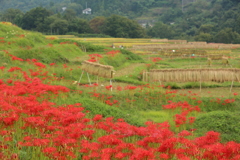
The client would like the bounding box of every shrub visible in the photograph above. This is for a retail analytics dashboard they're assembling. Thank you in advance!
[192,111,240,143]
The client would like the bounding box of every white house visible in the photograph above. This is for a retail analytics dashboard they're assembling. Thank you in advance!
[62,7,67,12]
[83,8,91,14]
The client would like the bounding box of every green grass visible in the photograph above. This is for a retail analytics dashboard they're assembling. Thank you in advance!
[139,110,172,123]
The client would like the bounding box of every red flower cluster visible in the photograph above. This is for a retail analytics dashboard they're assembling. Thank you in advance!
[0,69,239,160]
[151,57,162,63]
[87,54,102,62]
[163,101,200,127]
[106,50,120,57]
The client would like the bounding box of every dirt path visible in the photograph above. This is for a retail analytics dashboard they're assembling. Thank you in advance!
[114,63,145,77]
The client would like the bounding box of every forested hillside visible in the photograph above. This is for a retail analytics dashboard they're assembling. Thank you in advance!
[0,0,240,43]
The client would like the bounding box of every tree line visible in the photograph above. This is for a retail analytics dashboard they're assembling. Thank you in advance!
[0,7,146,38]
[1,0,240,43]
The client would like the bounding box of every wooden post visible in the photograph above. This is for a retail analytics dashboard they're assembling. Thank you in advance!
[200,70,202,93]
[110,79,113,92]
[142,71,146,82]
[230,66,234,93]
[78,71,84,84]
[87,72,91,85]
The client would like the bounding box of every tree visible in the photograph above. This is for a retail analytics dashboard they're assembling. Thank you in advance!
[197,24,214,34]
[1,8,23,24]
[68,18,93,34]
[21,7,52,31]
[67,3,83,14]
[43,14,60,34]
[89,16,106,34]
[102,15,146,38]
[194,33,213,42]
[234,15,240,34]
[50,19,69,35]
[213,28,240,44]
[147,21,175,39]
[63,9,76,21]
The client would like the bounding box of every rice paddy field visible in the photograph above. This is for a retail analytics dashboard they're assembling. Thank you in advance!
[1,23,240,160]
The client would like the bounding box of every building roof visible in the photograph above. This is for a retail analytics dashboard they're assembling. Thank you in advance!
[83,8,91,12]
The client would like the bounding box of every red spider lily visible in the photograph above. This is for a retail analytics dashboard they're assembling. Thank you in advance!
[106,50,120,57]
[0,66,5,71]
[16,34,25,38]
[124,85,138,90]
[174,113,187,127]
[47,43,53,47]
[89,54,102,58]
[60,41,70,45]
[117,86,122,91]
[105,85,112,90]
[88,58,97,62]
[188,116,196,124]
[63,64,68,68]
[31,59,38,62]
[233,92,238,96]
[93,114,103,122]
[43,147,57,153]
[151,57,162,63]
[8,67,22,72]
[159,153,170,159]
[145,64,151,67]
[34,62,46,68]
[105,100,113,106]
[0,60,240,160]
[88,54,102,62]
[3,50,9,54]
[49,63,55,66]
[7,79,13,84]
[10,55,24,61]
[224,98,235,104]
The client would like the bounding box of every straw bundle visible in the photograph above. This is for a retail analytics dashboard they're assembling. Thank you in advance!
[208,55,223,60]
[81,61,88,72]
[168,40,187,44]
[81,60,115,78]
[188,42,207,45]
[147,69,240,83]
[100,65,114,78]
[151,39,168,42]
[92,63,101,76]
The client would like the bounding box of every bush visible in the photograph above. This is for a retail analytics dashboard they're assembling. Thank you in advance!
[120,49,144,62]
[192,111,240,143]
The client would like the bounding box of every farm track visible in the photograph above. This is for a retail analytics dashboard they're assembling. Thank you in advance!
[114,63,145,77]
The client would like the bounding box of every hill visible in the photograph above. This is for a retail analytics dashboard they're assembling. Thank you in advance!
[1,21,240,159]
[1,0,240,42]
